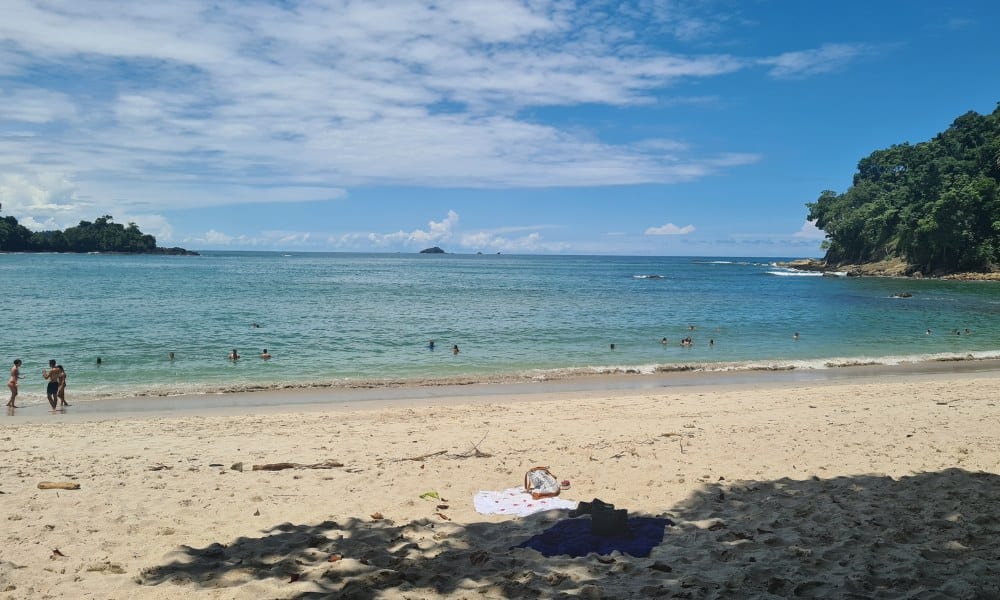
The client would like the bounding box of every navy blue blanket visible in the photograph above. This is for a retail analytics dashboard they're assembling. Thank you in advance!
[515,517,673,558]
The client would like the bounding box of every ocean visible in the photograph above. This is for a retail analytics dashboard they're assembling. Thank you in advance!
[3,251,999,405]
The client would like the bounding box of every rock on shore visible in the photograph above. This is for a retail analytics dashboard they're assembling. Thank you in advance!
[779,257,1000,280]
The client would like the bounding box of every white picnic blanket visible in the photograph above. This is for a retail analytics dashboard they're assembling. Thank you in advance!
[474,487,577,517]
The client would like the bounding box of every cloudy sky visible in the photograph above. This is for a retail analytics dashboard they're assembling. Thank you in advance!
[1,0,998,255]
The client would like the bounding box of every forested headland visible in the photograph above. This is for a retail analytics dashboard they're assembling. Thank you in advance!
[807,103,1000,276]
[0,208,197,255]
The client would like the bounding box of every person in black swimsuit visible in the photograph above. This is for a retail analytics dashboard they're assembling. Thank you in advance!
[43,359,60,410]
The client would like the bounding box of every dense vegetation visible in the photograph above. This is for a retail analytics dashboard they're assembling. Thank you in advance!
[807,103,1000,274]
[0,208,196,255]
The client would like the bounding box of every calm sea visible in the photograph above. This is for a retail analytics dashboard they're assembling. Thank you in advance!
[3,252,999,405]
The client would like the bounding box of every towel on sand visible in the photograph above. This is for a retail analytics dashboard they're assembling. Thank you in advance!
[515,516,673,557]
[474,487,577,517]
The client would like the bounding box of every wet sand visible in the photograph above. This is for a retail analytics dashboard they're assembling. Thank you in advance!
[1,367,999,598]
[7,358,1000,422]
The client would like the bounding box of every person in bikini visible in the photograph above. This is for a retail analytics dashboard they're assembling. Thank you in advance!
[7,359,21,408]
[56,364,69,407]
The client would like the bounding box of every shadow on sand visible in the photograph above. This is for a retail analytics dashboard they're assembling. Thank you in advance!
[138,468,1000,598]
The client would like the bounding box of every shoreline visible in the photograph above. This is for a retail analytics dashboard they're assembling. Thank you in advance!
[8,356,1000,423]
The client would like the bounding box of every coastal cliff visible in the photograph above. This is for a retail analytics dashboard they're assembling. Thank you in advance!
[805,102,1000,278]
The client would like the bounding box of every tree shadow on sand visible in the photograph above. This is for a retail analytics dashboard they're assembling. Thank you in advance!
[138,468,1000,599]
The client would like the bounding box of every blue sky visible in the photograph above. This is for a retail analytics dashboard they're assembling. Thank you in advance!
[1,1,998,255]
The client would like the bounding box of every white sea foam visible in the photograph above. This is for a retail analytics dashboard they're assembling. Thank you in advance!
[12,349,1000,407]
[767,270,824,277]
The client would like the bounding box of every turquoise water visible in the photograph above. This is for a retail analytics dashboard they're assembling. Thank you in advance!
[3,252,999,404]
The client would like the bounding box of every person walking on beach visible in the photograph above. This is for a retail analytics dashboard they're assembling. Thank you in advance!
[56,364,69,407]
[7,359,21,408]
[42,360,60,410]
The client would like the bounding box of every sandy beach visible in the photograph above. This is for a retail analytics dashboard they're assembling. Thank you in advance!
[2,369,999,599]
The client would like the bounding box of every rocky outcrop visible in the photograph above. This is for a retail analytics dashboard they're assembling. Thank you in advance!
[419,246,445,254]
[836,258,913,278]
[778,256,1000,280]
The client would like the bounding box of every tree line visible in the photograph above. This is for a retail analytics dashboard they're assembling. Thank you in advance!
[807,102,1000,274]
[0,208,196,255]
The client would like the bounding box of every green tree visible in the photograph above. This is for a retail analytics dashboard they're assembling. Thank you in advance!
[808,102,1000,274]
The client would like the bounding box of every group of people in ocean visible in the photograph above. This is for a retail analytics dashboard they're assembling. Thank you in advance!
[227,348,272,360]
[7,358,70,411]
[659,325,715,348]
[659,335,711,347]
[426,340,460,354]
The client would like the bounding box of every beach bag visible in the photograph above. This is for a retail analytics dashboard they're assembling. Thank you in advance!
[524,466,561,499]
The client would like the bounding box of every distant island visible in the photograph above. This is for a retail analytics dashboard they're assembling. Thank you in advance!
[419,246,445,254]
[0,208,198,255]
[805,102,1000,278]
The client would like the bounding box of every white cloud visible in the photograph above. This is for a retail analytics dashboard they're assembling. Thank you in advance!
[460,230,570,253]
[760,43,873,79]
[0,88,78,123]
[0,0,800,218]
[120,213,174,242]
[325,211,570,253]
[793,219,826,240]
[199,229,235,244]
[366,210,459,247]
[0,173,93,229]
[645,223,696,235]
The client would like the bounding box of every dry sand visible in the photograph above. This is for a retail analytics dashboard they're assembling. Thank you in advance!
[1,371,999,599]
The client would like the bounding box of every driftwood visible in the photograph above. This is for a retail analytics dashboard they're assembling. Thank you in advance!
[251,460,344,471]
[395,450,447,462]
[455,433,493,458]
[398,432,493,462]
[38,482,80,490]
